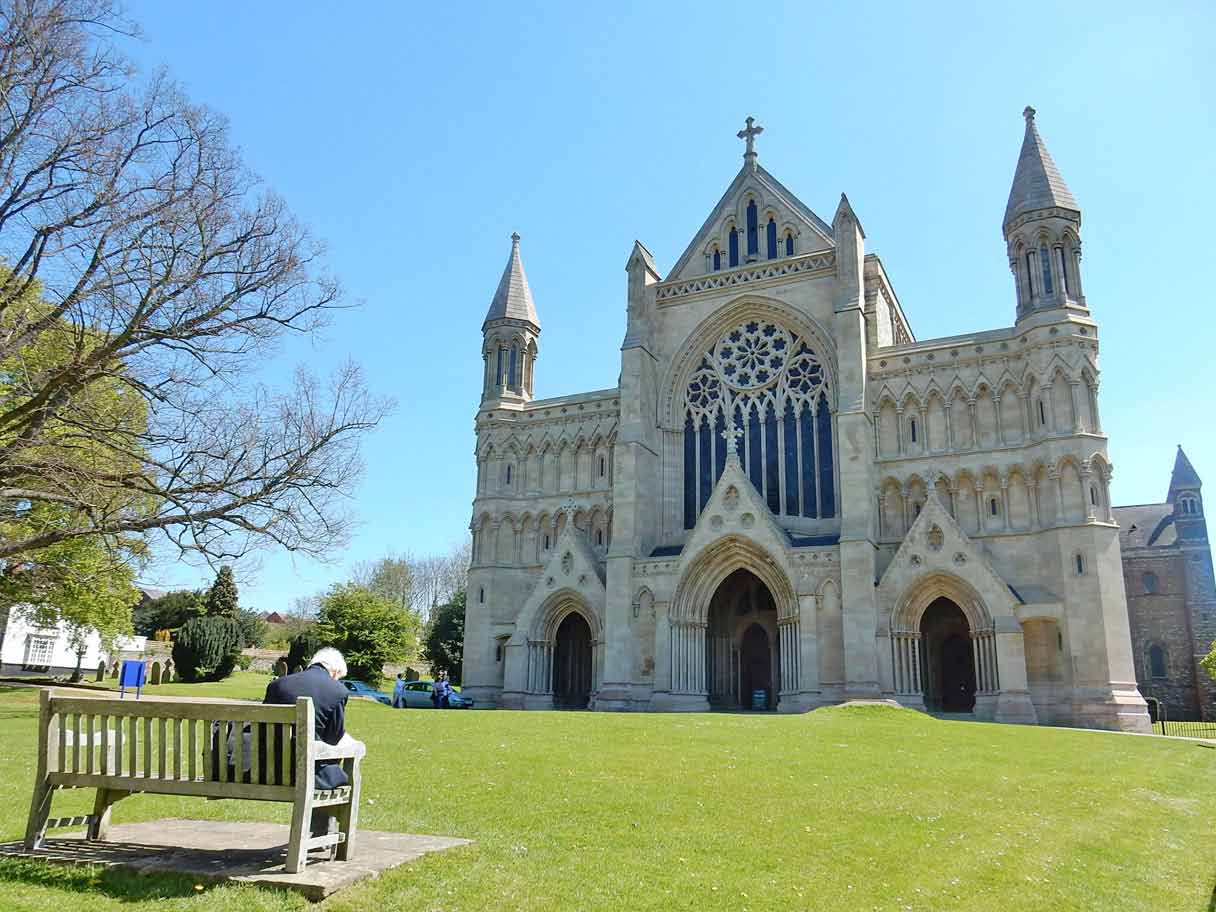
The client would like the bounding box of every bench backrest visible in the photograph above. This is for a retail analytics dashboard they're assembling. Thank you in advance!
[37,689,316,801]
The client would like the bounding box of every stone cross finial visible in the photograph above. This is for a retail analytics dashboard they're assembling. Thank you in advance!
[1023,105,1036,123]
[559,497,577,520]
[737,116,764,159]
[721,414,744,460]
[511,231,520,245]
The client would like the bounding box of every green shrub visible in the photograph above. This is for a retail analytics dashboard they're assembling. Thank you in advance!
[235,653,253,671]
[172,615,242,682]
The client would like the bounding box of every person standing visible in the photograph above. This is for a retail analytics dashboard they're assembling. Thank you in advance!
[391,672,406,708]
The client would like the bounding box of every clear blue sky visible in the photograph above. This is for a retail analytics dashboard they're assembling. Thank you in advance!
[123,2,1215,611]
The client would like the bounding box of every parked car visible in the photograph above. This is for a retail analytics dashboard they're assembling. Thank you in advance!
[341,679,391,705]
[397,679,474,709]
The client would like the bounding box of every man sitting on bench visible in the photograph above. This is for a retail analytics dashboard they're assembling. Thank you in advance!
[264,648,365,851]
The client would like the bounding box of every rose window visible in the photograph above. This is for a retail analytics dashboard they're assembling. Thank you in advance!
[714,321,791,390]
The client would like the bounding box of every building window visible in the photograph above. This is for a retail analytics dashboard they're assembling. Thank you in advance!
[1148,643,1167,678]
[1057,630,1063,651]
[25,635,54,668]
[1038,400,1046,426]
[1143,572,1158,594]
[599,456,606,478]
[766,217,777,259]
[990,498,999,517]
[479,587,485,604]
[1090,486,1098,506]
[728,227,739,267]
[495,643,503,662]
[909,418,917,444]
[596,529,603,546]
[495,347,504,386]
[1057,246,1071,295]
[1025,251,1036,297]
[509,345,518,390]
[746,199,758,257]
[785,231,794,257]
[1040,243,1054,295]
[712,247,721,271]
[505,464,512,485]
[913,502,921,518]
[1075,553,1085,575]
[543,534,550,551]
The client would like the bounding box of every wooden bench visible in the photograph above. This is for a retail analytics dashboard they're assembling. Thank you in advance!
[24,689,365,872]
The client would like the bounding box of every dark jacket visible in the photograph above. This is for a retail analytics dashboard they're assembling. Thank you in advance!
[264,664,350,789]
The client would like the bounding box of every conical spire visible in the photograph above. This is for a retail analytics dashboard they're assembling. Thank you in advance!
[483,232,539,329]
[1169,445,1202,495]
[1003,106,1079,231]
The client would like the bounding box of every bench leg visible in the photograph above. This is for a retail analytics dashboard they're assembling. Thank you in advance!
[23,779,53,852]
[334,758,362,862]
[88,788,127,841]
[285,793,312,873]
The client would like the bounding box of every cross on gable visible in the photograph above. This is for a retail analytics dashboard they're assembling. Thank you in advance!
[737,116,764,159]
[721,415,744,452]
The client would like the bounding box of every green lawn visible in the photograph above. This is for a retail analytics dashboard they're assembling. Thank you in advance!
[0,676,1213,911]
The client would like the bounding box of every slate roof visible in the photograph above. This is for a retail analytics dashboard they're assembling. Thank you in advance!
[1169,446,1202,496]
[1112,503,1176,550]
[483,233,539,328]
[1003,107,1079,229]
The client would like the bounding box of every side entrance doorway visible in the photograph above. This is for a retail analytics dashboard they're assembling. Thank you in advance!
[920,597,976,712]
[552,612,592,708]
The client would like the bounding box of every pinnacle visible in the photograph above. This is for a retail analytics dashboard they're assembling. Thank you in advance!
[483,232,539,329]
[1003,106,1078,230]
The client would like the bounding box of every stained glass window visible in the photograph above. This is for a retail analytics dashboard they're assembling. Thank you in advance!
[766,217,778,259]
[785,232,794,257]
[746,200,758,256]
[729,228,739,267]
[680,318,833,528]
[712,248,721,271]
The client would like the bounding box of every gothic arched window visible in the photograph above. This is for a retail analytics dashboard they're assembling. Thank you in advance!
[746,199,758,257]
[766,217,777,259]
[728,227,739,267]
[1148,643,1167,678]
[785,231,794,257]
[681,319,834,529]
[509,345,519,390]
[1040,243,1054,295]
[1057,246,1071,295]
[712,247,721,271]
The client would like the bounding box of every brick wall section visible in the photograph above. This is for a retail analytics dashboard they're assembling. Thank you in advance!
[1122,551,1200,720]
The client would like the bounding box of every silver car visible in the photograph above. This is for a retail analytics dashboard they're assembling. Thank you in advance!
[397,679,474,709]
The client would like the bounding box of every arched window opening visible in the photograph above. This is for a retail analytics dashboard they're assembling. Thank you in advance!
[509,345,519,390]
[913,502,922,518]
[1025,251,1036,298]
[1075,552,1085,575]
[1040,243,1054,295]
[479,587,485,604]
[495,643,502,662]
[1090,485,1098,506]
[596,529,603,546]
[746,199,758,257]
[712,246,721,271]
[1057,246,1071,296]
[990,498,999,517]
[1148,643,1167,678]
[1038,400,1046,426]
[909,418,918,443]
[1143,571,1158,594]
[543,534,550,551]
[505,464,512,485]
[495,347,505,386]
[784,231,794,257]
[599,456,606,478]
[682,319,833,528]
[766,217,777,259]
[728,227,739,267]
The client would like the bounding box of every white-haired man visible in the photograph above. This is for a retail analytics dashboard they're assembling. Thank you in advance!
[264,647,363,849]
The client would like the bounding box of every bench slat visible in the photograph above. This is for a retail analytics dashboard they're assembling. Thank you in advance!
[48,771,296,803]
[233,720,244,784]
[250,721,260,786]
[142,717,152,779]
[100,716,109,776]
[72,714,81,773]
[85,715,94,775]
[49,697,297,724]
[173,718,182,781]
[188,719,196,781]
[113,716,123,777]
[56,713,66,774]
[127,716,136,777]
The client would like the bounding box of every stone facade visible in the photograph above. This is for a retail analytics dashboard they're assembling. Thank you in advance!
[1115,448,1216,721]
[463,110,1151,733]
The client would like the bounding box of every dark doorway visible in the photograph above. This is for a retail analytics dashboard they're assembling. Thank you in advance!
[920,597,976,712]
[706,568,779,709]
[740,623,773,710]
[553,612,592,708]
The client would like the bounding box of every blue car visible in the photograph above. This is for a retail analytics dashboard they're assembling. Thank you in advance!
[341,679,391,705]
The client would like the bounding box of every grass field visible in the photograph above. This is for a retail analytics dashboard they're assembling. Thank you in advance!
[0,674,1213,911]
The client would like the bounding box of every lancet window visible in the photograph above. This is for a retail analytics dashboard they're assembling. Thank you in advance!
[746,199,759,257]
[681,319,835,529]
[1040,243,1054,295]
[766,217,777,259]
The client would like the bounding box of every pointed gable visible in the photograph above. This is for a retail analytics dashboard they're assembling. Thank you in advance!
[1168,445,1202,499]
[483,232,539,329]
[665,162,836,282]
[681,450,790,562]
[1003,106,1079,230]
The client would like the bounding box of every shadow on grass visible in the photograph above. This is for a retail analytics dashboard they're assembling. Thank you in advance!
[0,856,212,901]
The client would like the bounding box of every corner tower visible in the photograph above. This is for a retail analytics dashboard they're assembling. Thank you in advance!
[481,233,540,405]
[1004,107,1086,322]
[1168,446,1207,543]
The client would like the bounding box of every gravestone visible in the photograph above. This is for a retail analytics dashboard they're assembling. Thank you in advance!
[164,661,174,683]
[95,661,106,682]
[150,661,162,685]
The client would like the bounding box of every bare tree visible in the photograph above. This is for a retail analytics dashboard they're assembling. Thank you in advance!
[0,1,390,565]
[410,537,470,620]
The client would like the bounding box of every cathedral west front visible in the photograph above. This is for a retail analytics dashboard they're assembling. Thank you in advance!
[462,110,1153,733]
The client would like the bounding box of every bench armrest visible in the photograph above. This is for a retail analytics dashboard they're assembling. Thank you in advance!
[314,736,366,761]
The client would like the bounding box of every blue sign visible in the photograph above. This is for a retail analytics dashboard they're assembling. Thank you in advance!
[119,660,146,699]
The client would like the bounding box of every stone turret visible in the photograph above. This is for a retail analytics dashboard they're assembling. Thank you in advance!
[1004,107,1086,321]
[1168,446,1207,543]
[481,233,540,405]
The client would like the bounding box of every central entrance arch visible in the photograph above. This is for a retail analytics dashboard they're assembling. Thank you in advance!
[706,568,779,709]
[920,597,976,712]
[553,612,592,709]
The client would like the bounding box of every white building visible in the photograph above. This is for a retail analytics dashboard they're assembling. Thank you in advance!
[463,110,1150,732]
[0,607,146,677]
